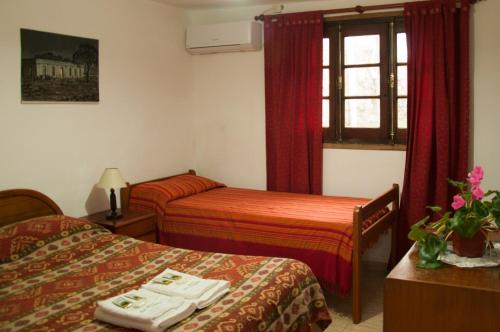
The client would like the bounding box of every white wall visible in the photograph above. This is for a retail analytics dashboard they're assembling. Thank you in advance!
[187,0,500,261]
[472,0,500,192]
[188,0,409,261]
[0,0,195,217]
[2,0,498,262]
[188,0,408,196]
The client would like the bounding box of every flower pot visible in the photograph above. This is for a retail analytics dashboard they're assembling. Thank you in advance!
[452,231,486,258]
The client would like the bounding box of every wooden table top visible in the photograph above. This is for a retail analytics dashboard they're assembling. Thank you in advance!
[82,209,156,228]
[387,244,500,292]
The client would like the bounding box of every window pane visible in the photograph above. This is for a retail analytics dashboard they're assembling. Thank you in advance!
[323,68,330,97]
[344,35,380,65]
[397,98,407,129]
[323,38,330,66]
[345,99,380,128]
[397,65,407,96]
[397,33,407,63]
[345,67,380,97]
[322,99,330,128]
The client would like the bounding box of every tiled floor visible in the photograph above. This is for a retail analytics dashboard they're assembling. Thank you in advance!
[324,262,386,332]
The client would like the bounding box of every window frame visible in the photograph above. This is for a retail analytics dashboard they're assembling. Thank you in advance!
[393,22,407,144]
[322,16,407,147]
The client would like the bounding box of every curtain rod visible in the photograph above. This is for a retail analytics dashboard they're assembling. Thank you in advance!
[254,0,481,21]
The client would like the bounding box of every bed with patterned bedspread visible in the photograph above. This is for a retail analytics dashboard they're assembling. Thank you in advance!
[0,215,331,332]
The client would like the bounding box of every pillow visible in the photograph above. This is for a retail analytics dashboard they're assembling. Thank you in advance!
[0,215,108,264]
[129,174,225,214]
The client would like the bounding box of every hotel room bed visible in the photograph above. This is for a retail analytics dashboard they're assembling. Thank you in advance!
[121,171,400,323]
[0,189,331,332]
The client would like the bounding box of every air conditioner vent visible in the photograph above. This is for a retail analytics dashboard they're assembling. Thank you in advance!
[186,21,262,55]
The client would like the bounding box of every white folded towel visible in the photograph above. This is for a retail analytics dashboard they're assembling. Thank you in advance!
[94,289,196,332]
[193,279,230,309]
[142,269,218,299]
[97,289,183,322]
[142,269,230,309]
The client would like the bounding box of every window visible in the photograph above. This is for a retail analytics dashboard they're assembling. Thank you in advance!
[323,18,407,146]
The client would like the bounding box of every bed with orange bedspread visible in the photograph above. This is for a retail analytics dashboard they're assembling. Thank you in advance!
[0,190,331,332]
[124,172,399,324]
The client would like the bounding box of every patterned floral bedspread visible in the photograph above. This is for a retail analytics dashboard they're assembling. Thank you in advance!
[0,215,331,332]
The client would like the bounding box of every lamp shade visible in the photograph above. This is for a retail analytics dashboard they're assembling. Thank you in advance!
[97,168,127,189]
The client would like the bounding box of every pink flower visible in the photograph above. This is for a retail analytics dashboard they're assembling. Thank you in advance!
[472,186,484,201]
[470,166,484,180]
[451,195,466,210]
[468,176,481,187]
[468,166,484,187]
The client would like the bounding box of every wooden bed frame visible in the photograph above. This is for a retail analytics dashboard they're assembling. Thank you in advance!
[0,187,334,332]
[0,183,398,324]
[121,170,399,324]
[0,189,63,227]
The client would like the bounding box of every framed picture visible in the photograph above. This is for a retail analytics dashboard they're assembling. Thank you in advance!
[21,29,99,102]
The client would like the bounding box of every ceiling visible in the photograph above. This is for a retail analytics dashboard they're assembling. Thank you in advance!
[154,0,307,9]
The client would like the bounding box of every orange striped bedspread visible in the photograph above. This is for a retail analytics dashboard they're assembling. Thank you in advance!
[130,187,388,295]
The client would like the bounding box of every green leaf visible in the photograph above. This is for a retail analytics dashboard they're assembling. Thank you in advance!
[415,234,447,270]
[427,206,442,213]
[416,260,443,269]
[484,190,499,197]
[492,194,500,208]
[408,226,428,242]
[448,179,467,190]
[408,216,430,242]
[491,193,500,227]
[491,208,500,227]
[471,200,489,218]
[462,191,472,202]
[450,211,483,238]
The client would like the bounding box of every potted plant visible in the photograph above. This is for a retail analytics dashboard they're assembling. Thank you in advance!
[409,166,500,269]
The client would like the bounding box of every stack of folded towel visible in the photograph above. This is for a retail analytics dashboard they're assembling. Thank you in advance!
[94,269,230,332]
[142,268,230,309]
[94,289,196,332]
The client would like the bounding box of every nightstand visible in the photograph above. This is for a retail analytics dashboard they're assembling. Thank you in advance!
[82,209,157,243]
[384,244,500,332]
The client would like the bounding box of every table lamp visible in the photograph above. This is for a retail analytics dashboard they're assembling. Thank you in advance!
[97,168,127,220]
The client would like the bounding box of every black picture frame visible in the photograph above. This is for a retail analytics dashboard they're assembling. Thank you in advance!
[21,29,99,102]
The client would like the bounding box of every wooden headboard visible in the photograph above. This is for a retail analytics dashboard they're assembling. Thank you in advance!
[120,169,196,210]
[0,189,63,228]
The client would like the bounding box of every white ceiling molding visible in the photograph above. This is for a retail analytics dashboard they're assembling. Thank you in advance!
[153,0,305,9]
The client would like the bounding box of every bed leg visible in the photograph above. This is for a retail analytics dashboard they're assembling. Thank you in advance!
[388,221,398,271]
[352,249,361,324]
[387,183,399,271]
[352,206,362,324]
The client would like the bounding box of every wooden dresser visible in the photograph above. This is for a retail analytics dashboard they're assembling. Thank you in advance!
[384,244,500,332]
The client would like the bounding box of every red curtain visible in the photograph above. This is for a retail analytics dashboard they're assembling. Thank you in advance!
[264,12,323,195]
[398,0,470,258]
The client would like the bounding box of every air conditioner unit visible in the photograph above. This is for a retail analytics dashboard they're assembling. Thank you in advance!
[186,21,262,55]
